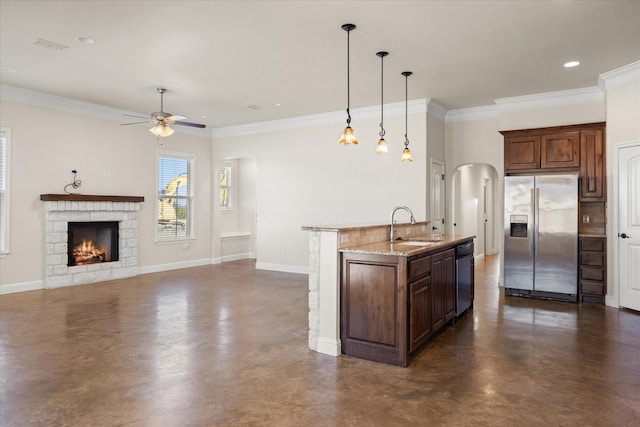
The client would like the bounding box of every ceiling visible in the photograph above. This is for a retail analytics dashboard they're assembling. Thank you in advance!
[1,1,639,131]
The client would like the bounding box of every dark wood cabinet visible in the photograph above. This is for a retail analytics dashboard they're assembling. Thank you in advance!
[541,131,580,169]
[580,129,606,201]
[502,122,606,203]
[504,135,540,170]
[341,252,407,366]
[431,248,456,331]
[443,248,456,322]
[579,237,606,304]
[409,269,432,354]
[341,240,472,366]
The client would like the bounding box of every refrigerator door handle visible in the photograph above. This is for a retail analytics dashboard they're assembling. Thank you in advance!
[529,188,535,256]
[534,187,540,256]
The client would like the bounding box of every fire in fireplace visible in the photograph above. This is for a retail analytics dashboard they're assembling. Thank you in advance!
[67,221,119,266]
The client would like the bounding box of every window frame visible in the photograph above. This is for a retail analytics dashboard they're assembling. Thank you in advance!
[219,163,233,212]
[156,150,196,243]
[0,127,10,255]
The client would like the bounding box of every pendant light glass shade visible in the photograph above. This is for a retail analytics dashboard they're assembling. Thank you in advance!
[375,51,389,154]
[150,123,174,137]
[339,24,357,145]
[401,71,413,162]
[375,138,388,154]
[339,125,357,145]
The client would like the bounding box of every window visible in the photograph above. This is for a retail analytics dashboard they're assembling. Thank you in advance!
[157,151,194,241]
[219,164,232,210]
[0,128,10,254]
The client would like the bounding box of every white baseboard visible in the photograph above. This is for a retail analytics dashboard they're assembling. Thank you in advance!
[316,337,341,357]
[138,258,212,275]
[475,253,485,263]
[0,280,43,295]
[220,252,255,263]
[255,262,308,275]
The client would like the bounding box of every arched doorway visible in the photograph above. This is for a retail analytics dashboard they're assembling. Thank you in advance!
[451,163,499,261]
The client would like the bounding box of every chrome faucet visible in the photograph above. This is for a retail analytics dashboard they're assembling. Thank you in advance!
[390,206,416,241]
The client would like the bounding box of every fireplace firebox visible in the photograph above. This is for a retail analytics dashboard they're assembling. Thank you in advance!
[67,221,119,266]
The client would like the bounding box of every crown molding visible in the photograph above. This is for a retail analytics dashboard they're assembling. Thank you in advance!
[599,60,640,90]
[0,84,210,138]
[426,100,447,122]
[445,105,499,123]
[211,99,429,138]
[495,86,604,113]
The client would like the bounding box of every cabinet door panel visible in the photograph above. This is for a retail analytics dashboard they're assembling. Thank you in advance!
[541,132,580,169]
[409,275,432,353]
[431,252,445,331]
[505,136,540,171]
[344,262,397,345]
[580,129,605,201]
[444,248,456,322]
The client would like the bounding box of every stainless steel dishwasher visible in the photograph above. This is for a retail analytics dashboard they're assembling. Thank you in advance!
[455,242,474,317]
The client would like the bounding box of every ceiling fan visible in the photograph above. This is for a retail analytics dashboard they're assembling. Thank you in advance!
[121,88,206,137]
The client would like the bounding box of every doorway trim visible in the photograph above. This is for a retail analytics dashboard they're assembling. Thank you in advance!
[610,140,640,308]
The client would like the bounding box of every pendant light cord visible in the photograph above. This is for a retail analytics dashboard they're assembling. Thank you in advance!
[404,74,408,147]
[379,53,385,138]
[346,29,351,125]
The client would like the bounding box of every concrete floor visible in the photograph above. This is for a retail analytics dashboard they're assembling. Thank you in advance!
[1,256,639,426]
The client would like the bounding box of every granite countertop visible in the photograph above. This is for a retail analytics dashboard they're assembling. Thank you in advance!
[340,234,476,257]
[302,221,429,232]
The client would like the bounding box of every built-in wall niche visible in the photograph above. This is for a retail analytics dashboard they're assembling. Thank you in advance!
[67,221,119,266]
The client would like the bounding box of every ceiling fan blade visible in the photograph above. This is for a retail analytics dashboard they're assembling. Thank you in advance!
[120,121,153,126]
[167,115,186,121]
[124,113,152,119]
[175,121,206,129]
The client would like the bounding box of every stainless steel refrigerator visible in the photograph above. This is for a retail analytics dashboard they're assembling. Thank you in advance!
[504,173,578,301]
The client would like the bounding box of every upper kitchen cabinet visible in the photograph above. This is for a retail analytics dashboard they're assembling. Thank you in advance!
[541,132,580,169]
[501,123,606,202]
[504,135,541,170]
[580,128,606,202]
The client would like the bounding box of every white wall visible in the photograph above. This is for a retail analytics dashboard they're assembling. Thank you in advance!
[0,99,212,290]
[211,104,429,273]
[601,62,640,306]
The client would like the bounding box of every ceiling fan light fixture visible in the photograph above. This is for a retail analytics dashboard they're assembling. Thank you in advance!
[150,123,174,137]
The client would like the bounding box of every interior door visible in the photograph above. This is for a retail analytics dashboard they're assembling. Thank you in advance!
[431,159,445,237]
[618,144,640,311]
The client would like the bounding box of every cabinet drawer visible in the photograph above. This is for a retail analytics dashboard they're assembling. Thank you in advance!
[580,266,604,281]
[408,256,431,281]
[581,281,604,296]
[580,239,604,252]
[580,252,604,267]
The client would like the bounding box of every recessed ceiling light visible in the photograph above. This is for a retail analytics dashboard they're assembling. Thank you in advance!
[76,36,95,45]
[272,103,282,107]
[564,61,580,68]
[248,105,260,110]
[1,67,17,73]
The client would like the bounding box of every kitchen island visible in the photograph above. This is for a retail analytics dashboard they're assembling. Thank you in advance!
[303,221,474,366]
[341,235,474,366]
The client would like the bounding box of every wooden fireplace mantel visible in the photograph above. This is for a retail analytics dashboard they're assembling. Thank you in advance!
[40,194,144,202]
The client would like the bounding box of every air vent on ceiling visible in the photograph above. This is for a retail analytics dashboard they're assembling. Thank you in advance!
[32,38,68,51]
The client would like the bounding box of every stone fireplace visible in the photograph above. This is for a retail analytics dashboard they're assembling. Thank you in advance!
[41,194,144,288]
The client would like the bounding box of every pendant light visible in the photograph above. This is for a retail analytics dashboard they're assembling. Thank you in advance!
[338,23,358,145]
[400,71,413,162]
[375,51,389,154]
